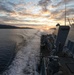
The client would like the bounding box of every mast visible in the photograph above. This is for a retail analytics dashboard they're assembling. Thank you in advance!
[65,0,66,26]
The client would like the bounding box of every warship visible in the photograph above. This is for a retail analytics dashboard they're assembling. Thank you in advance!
[0,24,74,75]
[39,23,74,75]
[0,2,74,74]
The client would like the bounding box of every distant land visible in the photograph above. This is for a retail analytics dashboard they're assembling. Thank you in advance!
[0,24,33,29]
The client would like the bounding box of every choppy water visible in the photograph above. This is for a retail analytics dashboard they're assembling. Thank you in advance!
[0,29,25,48]
[0,29,40,49]
[0,29,41,75]
[0,25,73,75]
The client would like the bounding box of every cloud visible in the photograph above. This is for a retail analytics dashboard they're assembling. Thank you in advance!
[47,0,74,21]
[0,0,26,14]
[0,0,74,25]
[50,7,74,21]
[51,0,74,8]
[51,2,62,8]
[64,0,74,4]
[0,16,17,22]
[8,2,16,6]
[0,1,15,13]
[38,0,51,12]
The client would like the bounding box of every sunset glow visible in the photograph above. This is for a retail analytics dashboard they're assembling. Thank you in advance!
[0,0,74,28]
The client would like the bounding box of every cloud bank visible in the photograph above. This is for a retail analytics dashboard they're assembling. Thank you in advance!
[0,0,74,26]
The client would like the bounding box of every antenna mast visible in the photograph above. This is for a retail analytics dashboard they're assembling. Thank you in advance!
[65,0,66,26]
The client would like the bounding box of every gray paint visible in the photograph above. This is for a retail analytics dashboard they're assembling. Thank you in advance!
[55,26,70,52]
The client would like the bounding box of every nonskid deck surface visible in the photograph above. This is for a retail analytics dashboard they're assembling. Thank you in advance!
[40,50,74,74]
[59,57,74,75]
[40,34,74,75]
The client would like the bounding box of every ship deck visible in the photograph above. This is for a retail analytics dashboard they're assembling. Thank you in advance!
[59,57,74,75]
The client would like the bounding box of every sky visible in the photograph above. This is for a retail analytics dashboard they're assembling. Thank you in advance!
[0,0,74,27]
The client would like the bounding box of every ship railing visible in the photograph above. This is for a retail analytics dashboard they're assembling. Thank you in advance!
[63,40,74,57]
[40,58,47,75]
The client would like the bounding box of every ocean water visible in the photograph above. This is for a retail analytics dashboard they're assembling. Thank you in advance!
[0,29,41,49]
[0,26,73,75]
[0,29,41,75]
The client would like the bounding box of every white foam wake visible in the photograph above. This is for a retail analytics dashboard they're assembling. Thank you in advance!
[2,29,41,75]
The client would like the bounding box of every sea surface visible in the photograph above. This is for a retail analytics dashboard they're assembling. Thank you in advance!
[0,29,41,75]
[0,29,38,48]
[0,25,73,75]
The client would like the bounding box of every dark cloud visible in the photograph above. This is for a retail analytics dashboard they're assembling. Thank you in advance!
[0,0,26,15]
[51,0,74,8]
[49,0,74,21]
[0,1,15,13]
[8,2,16,6]
[0,16,17,22]
[0,5,14,13]
[64,0,74,4]
[51,1,62,8]
[0,0,74,25]
[51,8,74,21]
[66,9,74,16]
[38,0,51,12]
[0,14,41,23]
